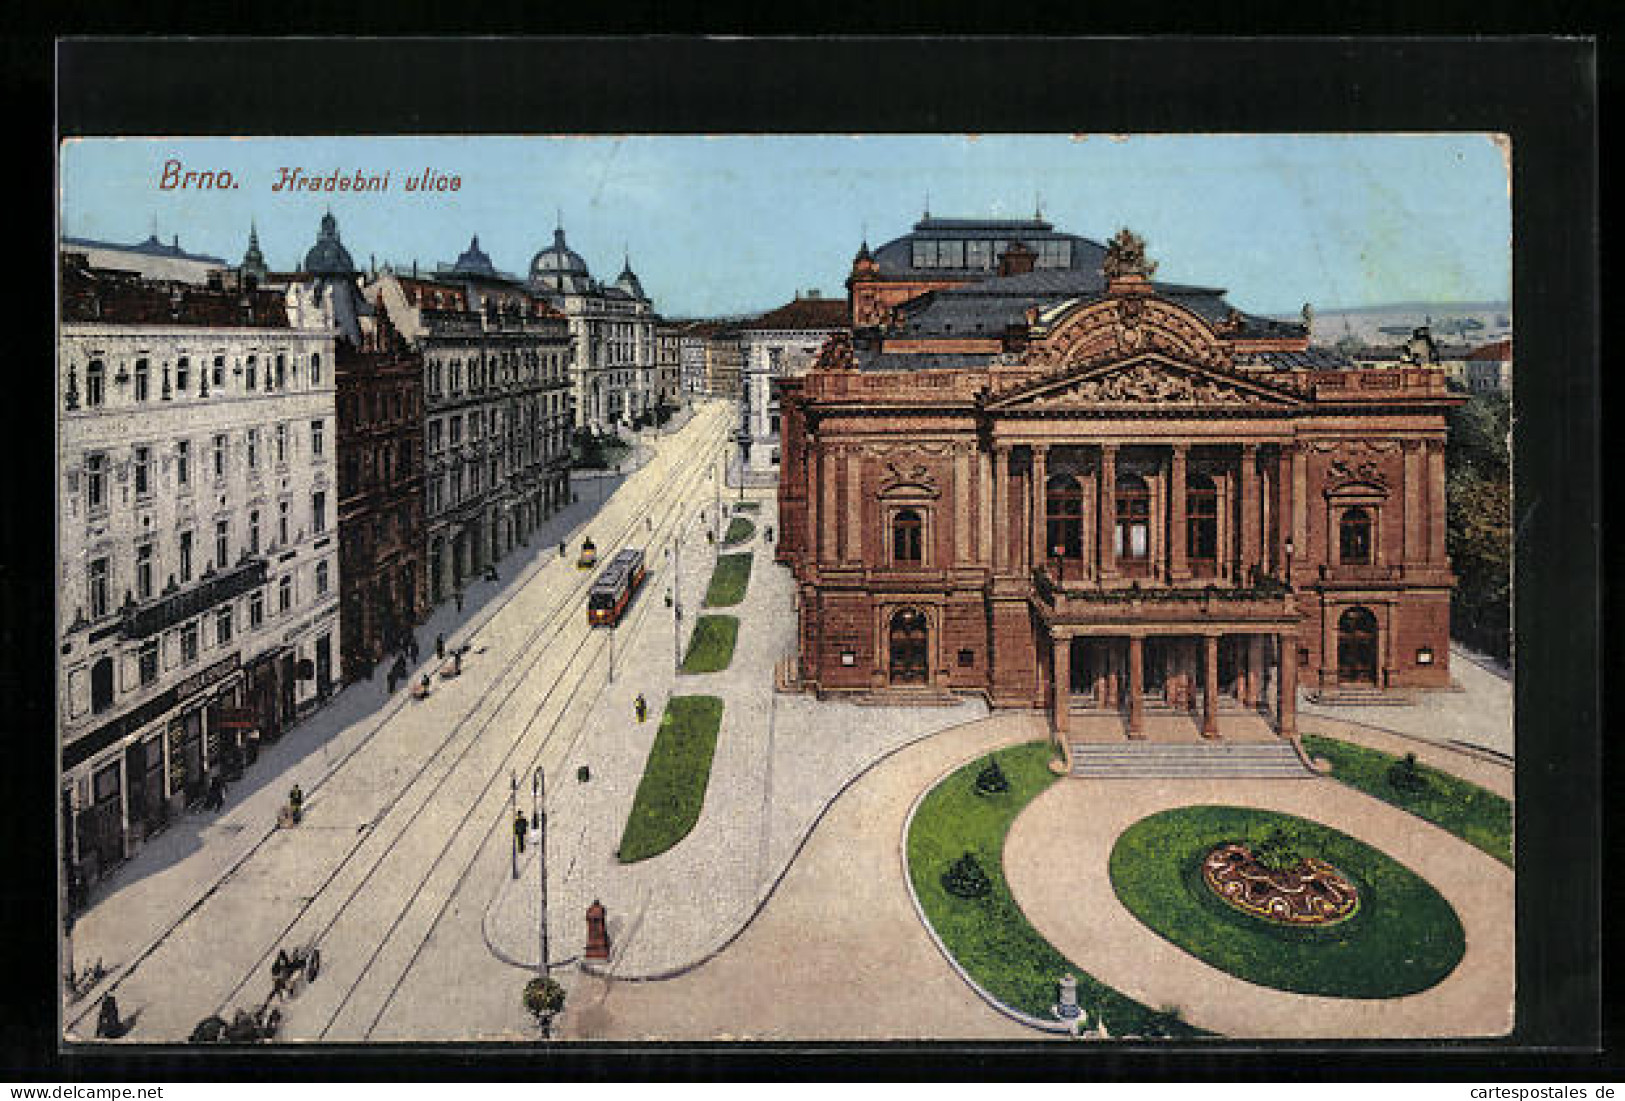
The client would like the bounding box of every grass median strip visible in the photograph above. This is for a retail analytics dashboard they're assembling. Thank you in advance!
[703,553,753,607]
[617,695,725,863]
[1300,734,1513,866]
[681,615,739,674]
[907,741,1203,1037]
[723,517,756,546]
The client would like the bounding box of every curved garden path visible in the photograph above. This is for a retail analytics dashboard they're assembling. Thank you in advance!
[1004,773,1514,1039]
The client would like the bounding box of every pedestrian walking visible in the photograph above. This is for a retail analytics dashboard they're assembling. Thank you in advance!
[96,994,126,1039]
[455,589,464,613]
[205,774,226,812]
[408,634,420,663]
[634,693,647,723]
[513,809,529,854]
[436,634,445,660]
[288,785,304,819]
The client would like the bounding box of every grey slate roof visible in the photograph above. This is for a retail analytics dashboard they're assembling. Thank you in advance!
[1235,347,1354,370]
[870,216,1108,279]
[63,234,227,266]
[855,350,998,373]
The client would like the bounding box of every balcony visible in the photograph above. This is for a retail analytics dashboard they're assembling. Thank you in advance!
[119,557,269,640]
[1032,564,1296,625]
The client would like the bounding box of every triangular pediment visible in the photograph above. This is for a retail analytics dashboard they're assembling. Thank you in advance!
[986,353,1302,413]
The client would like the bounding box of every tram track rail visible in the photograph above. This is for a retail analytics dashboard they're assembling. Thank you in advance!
[65,405,731,1040]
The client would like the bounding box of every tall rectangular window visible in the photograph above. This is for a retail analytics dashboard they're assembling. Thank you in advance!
[310,352,322,385]
[249,589,264,629]
[275,423,288,465]
[212,355,225,387]
[247,429,259,470]
[213,434,227,479]
[181,621,199,664]
[85,453,107,513]
[215,519,229,568]
[86,360,105,407]
[249,510,260,554]
[278,500,290,546]
[315,560,330,596]
[139,640,158,685]
[176,356,190,392]
[88,557,109,619]
[275,353,287,389]
[176,440,190,488]
[279,575,293,613]
[311,419,325,457]
[216,605,233,646]
[245,356,257,390]
[312,490,327,534]
[178,530,193,583]
[135,542,154,601]
[133,446,151,498]
[134,358,150,401]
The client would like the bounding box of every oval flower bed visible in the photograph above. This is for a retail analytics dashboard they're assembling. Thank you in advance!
[1109,806,1465,999]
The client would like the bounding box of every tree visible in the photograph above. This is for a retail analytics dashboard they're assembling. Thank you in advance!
[522,976,567,1038]
[1446,391,1513,660]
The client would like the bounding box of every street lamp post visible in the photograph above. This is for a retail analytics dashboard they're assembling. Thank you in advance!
[509,770,519,881]
[532,766,548,973]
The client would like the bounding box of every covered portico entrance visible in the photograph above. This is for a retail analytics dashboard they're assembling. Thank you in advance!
[1047,623,1300,743]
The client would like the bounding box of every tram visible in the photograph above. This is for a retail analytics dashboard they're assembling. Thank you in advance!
[587,548,647,626]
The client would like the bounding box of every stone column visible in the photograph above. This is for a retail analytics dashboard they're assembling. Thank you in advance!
[1169,445,1189,581]
[1402,439,1422,568]
[843,447,862,565]
[1127,634,1145,738]
[1290,442,1307,579]
[1098,444,1118,578]
[1031,445,1049,568]
[978,448,993,566]
[1216,469,1232,584]
[955,446,971,566]
[1278,630,1299,738]
[1202,633,1220,739]
[993,446,1010,572]
[1244,635,1262,709]
[1427,440,1447,563]
[1239,444,1260,582]
[820,445,838,565]
[1052,632,1071,739]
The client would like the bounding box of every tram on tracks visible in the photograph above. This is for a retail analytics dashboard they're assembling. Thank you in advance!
[587,548,647,626]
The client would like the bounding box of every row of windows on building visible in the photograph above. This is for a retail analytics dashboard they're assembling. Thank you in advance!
[908,237,1075,271]
[338,385,421,428]
[83,564,330,716]
[75,350,324,409]
[426,349,568,398]
[81,421,329,514]
[84,497,329,620]
[427,399,570,453]
[882,478,1377,568]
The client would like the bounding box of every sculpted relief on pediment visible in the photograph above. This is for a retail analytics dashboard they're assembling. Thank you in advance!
[1019,360,1274,409]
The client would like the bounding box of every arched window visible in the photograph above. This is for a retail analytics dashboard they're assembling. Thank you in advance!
[893,508,923,564]
[1187,473,1218,565]
[1045,474,1084,559]
[1115,474,1151,562]
[1340,507,1373,564]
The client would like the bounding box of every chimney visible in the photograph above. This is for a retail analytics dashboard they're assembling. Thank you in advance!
[998,241,1036,277]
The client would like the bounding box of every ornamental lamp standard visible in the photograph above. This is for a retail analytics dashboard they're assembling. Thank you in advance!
[532,766,549,973]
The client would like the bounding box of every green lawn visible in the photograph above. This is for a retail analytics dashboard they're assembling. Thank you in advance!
[1109,806,1465,998]
[703,553,753,607]
[1301,734,1513,866]
[617,696,725,863]
[722,517,756,546]
[681,615,739,674]
[907,742,1202,1037]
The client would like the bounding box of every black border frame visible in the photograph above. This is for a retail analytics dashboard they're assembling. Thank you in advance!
[8,35,1603,1081]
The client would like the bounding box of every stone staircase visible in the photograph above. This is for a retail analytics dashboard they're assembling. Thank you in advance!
[1069,740,1316,779]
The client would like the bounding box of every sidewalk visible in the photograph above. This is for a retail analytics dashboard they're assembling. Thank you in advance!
[1298,644,1514,759]
[63,419,691,1009]
[483,490,988,978]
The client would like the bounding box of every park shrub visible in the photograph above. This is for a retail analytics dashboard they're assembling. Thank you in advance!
[973,755,1010,796]
[941,851,992,899]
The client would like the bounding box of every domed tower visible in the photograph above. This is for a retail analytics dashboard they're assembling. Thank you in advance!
[529,226,593,295]
[452,234,497,277]
[300,211,370,346]
[614,254,646,300]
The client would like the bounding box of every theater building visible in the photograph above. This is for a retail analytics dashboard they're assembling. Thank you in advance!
[778,225,1460,749]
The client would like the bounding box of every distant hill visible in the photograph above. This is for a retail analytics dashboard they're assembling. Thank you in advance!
[1285,302,1512,348]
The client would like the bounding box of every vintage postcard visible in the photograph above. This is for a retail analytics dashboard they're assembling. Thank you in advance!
[56,130,1517,1046]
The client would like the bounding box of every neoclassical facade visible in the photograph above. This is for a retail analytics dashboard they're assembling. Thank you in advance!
[738,294,849,472]
[779,229,1459,748]
[529,227,656,432]
[59,252,339,884]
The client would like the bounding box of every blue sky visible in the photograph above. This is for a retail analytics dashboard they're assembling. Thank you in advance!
[59,134,1510,318]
